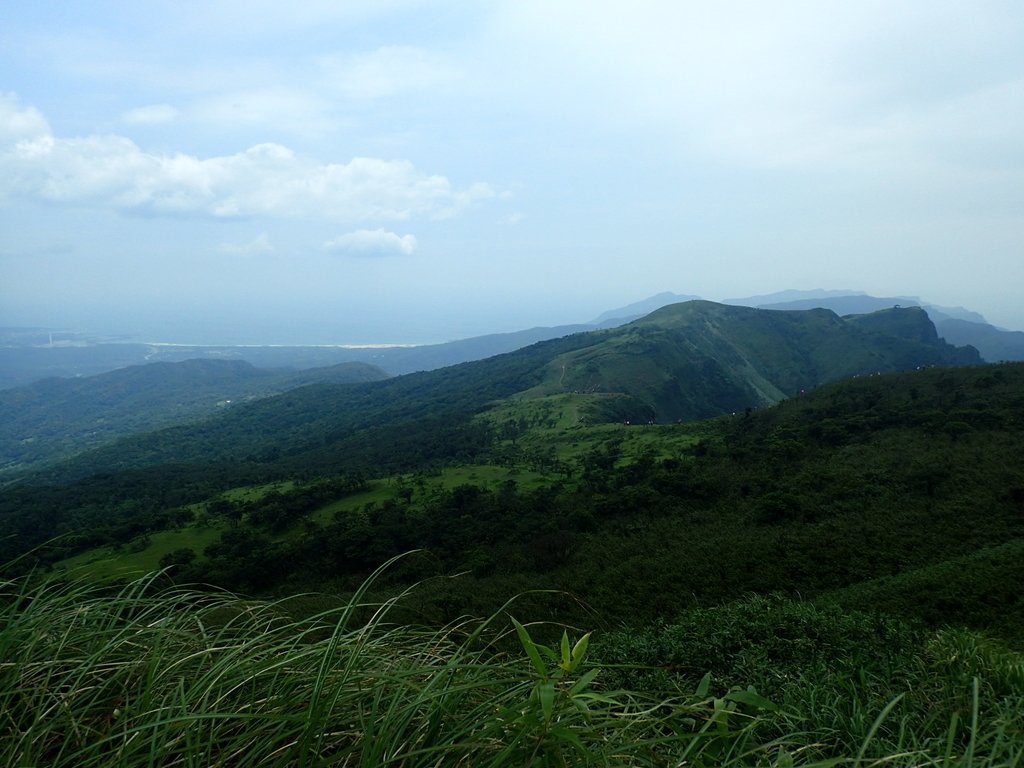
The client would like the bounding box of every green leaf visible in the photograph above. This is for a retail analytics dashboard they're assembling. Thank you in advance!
[512,617,548,679]
[695,671,712,698]
[572,691,622,706]
[569,667,601,696]
[723,688,778,712]
[572,697,593,718]
[570,632,591,672]
[537,642,558,663]
[538,680,556,723]
[560,631,571,670]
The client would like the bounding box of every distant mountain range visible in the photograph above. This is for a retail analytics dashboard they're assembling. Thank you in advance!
[4,288,1018,391]
[3,287,1018,477]
[11,301,980,483]
[590,292,702,324]
[729,292,988,324]
[0,323,616,389]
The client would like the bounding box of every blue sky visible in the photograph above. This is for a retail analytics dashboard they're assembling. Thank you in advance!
[2,1,1023,343]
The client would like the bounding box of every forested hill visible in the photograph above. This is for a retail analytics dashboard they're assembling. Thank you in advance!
[4,359,1022,644]
[0,358,387,476]
[533,301,978,420]
[20,301,978,486]
[178,360,1024,636]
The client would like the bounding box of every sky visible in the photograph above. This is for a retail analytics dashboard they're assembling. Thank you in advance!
[1,1,1023,344]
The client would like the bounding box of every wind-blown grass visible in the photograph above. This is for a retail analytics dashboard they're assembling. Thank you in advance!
[1,564,780,767]
[2,566,1022,767]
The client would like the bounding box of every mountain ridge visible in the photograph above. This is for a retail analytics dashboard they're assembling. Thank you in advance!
[532,302,977,422]
[18,301,980,486]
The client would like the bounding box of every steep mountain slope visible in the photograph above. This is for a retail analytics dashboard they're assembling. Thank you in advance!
[734,293,1021,361]
[534,302,979,421]
[0,358,387,476]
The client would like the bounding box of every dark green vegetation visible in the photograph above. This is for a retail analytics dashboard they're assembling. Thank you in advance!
[2,301,1021,765]
[0,358,386,476]
[0,303,985,566]
[153,359,1018,639]
[540,302,977,422]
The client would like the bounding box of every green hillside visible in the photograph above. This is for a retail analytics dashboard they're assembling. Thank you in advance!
[6,359,1021,643]
[0,301,987,572]
[0,358,387,476]
[538,302,979,421]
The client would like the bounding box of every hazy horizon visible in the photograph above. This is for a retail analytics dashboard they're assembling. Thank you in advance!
[2,286,1015,349]
[3,2,1023,342]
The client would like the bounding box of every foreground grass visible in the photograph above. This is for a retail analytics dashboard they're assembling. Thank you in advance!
[2,568,1023,767]
[1,565,782,767]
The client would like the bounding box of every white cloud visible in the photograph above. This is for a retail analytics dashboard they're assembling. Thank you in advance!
[0,92,50,144]
[122,104,179,125]
[0,95,492,220]
[324,228,417,256]
[219,233,274,255]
